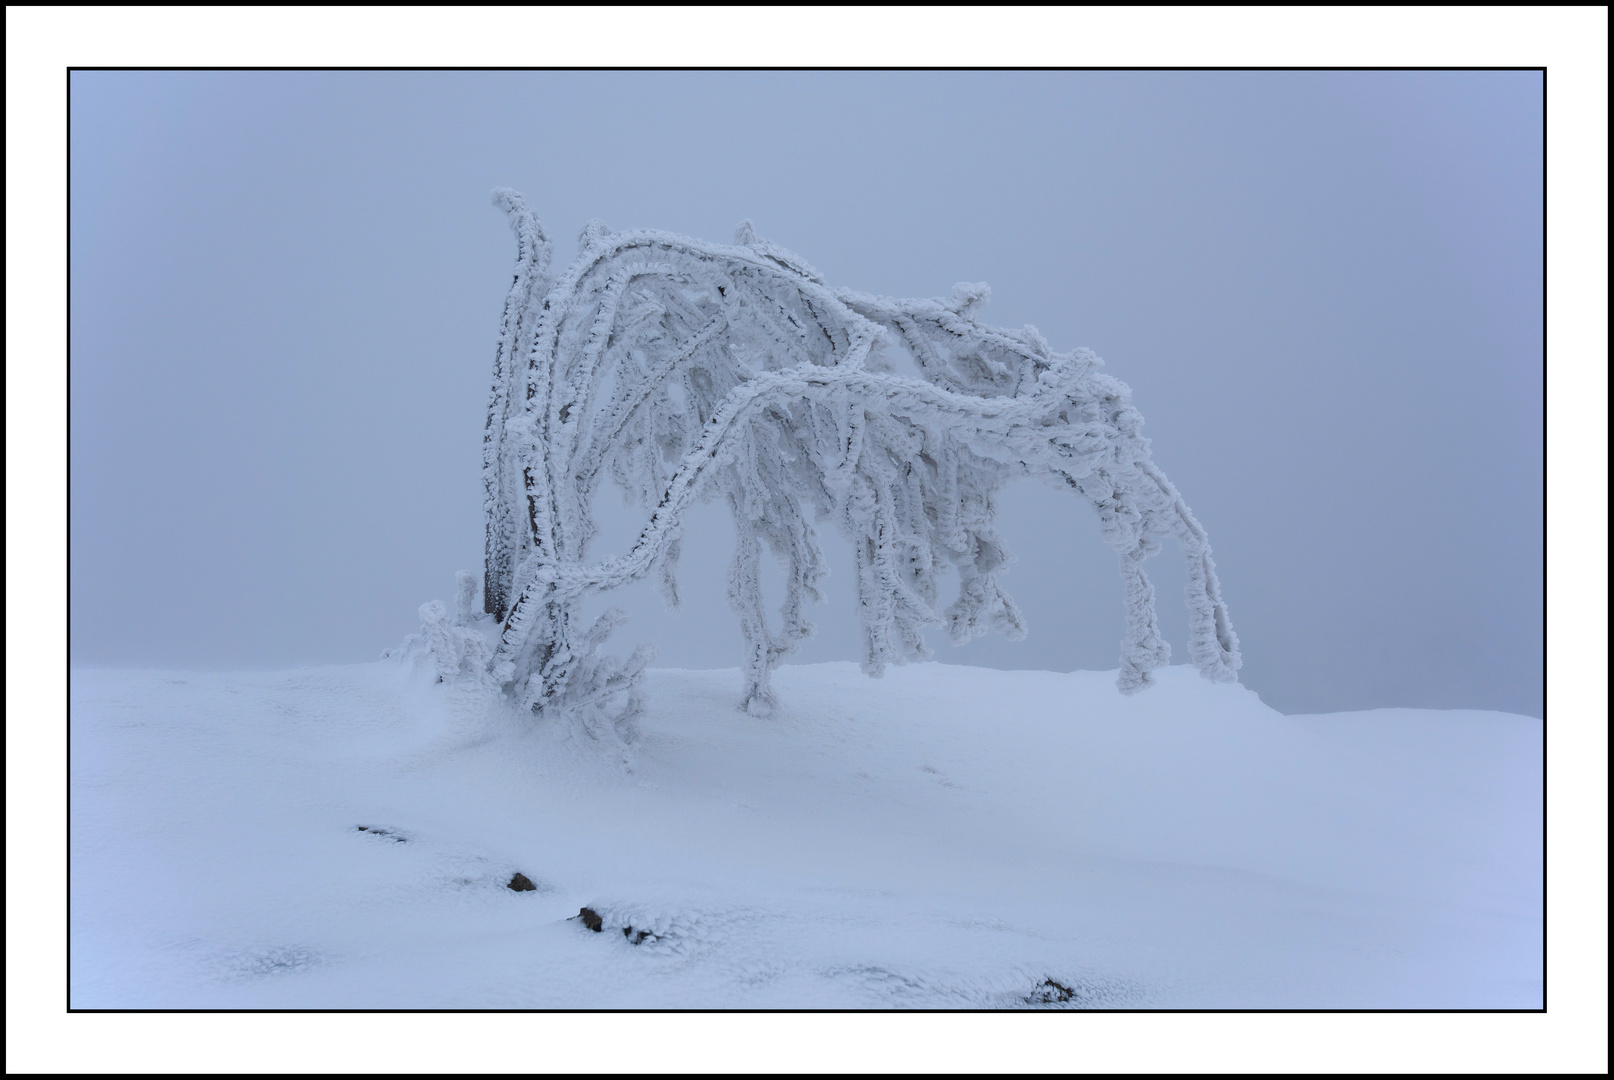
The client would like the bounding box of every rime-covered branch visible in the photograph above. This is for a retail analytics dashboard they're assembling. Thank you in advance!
[408,192,1240,735]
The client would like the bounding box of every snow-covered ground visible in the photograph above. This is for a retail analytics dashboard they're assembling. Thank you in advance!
[69,661,1542,1009]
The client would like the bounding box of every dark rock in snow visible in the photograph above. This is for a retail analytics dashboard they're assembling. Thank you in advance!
[1029,978,1076,1004]
[355,825,406,843]
[573,907,653,941]
[507,873,537,892]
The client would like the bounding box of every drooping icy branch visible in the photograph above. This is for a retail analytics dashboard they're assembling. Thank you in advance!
[475,192,1239,719]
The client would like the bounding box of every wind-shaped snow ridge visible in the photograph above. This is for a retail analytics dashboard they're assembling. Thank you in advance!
[415,190,1240,730]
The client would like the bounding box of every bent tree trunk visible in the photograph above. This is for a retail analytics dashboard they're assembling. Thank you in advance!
[471,191,1239,725]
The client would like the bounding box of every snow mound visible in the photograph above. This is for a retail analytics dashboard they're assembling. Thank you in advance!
[69,662,1541,1008]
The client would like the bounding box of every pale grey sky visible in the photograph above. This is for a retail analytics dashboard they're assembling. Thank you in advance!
[69,70,1543,716]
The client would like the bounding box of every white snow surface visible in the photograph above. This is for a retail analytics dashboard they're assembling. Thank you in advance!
[70,661,1542,1009]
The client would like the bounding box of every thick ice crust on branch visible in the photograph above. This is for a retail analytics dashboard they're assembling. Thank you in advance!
[483,189,553,623]
[454,193,1239,720]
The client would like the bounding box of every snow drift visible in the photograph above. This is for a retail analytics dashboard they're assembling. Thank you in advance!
[69,661,1541,1008]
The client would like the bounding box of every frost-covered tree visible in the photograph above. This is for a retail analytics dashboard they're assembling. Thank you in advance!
[399,190,1240,742]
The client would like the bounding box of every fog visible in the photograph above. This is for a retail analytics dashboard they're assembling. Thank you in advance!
[69,70,1543,717]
